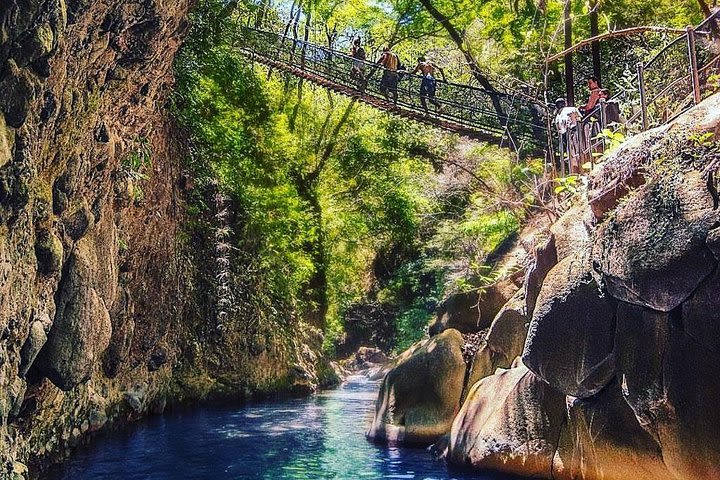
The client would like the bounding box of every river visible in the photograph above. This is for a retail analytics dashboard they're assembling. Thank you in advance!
[47,376,519,479]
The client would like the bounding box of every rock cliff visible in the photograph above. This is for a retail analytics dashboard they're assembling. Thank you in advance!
[370,93,720,479]
[0,2,331,477]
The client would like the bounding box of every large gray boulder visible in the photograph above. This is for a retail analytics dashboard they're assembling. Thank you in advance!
[19,320,47,377]
[524,233,557,317]
[367,329,466,445]
[549,203,592,260]
[448,362,565,478]
[430,278,518,335]
[615,301,720,479]
[523,253,616,398]
[614,302,669,438]
[103,287,135,378]
[594,170,718,311]
[552,380,671,480]
[486,288,528,368]
[657,325,720,479]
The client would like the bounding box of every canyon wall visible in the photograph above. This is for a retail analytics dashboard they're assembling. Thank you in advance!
[0,2,331,477]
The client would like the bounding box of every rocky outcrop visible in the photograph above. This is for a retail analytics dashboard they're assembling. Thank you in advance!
[430,278,519,335]
[485,289,527,368]
[552,380,671,480]
[594,169,717,311]
[36,213,116,390]
[421,94,720,479]
[0,0,329,476]
[367,329,466,445]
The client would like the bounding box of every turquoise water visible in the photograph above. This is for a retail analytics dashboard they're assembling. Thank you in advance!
[47,376,519,479]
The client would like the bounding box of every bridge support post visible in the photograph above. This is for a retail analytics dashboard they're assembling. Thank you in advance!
[637,62,649,131]
[564,0,575,106]
[687,25,702,105]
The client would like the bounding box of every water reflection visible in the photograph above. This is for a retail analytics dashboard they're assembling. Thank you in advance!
[47,376,519,480]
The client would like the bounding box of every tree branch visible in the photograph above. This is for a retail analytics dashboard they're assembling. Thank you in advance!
[545,26,690,63]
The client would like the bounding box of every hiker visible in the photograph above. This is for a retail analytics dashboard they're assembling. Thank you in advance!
[378,46,401,104]
[554,97,583,174]
[579,75,608,117]
[412,56,446,115]
[350,38,367,89]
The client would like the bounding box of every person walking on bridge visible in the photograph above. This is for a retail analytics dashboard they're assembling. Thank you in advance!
[378,46,401,104]
[412,56,446,116]
[350,38,367,90]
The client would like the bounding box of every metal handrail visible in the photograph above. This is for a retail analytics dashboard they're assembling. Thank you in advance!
[696,9,720,32]
[644,33,688,71]
[236,26,550,149]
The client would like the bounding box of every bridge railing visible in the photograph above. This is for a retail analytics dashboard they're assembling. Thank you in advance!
[635,12,720,130]
[557,10,720,174]
[236,26,549,151]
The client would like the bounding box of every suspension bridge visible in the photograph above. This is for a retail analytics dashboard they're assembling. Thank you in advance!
[237,26,550,153]
[237,11,720,164]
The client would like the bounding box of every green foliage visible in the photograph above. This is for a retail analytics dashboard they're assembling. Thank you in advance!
[554,175,580,195]
[688,132,715,148]
[394,308,432,353]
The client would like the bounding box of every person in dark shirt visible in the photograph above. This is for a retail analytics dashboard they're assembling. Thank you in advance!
[350,38,367,89]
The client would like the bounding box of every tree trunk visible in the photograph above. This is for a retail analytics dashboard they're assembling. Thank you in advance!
[589,0,601,83]
[416,0,507,121]
[293,98,357,328]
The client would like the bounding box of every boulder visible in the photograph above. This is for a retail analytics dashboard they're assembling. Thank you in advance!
[549,204,592,260]
[486,288,528,368]
[19,320,47,377]
[102,287,135,378]
[7,376,27,420]
[681,268,720,353]
[615,302,720,479]
[448,363,565,478]
[367,329,465,445]
[464,342,494,398]
[552,381,670,480]
[356,346,388,365]
[588,169,646,220]
[614,302,669,438]
[594,170,718,311]
[430,280,517,335]
[656,325,720,479]
[36,238,112,390]
[34,229,64,274]
[429,291,480,335]
[0,60,40,128]
[524,233,557,317]
[63,200,94,241]
[366,339,426,381]
[522,253,617,398]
